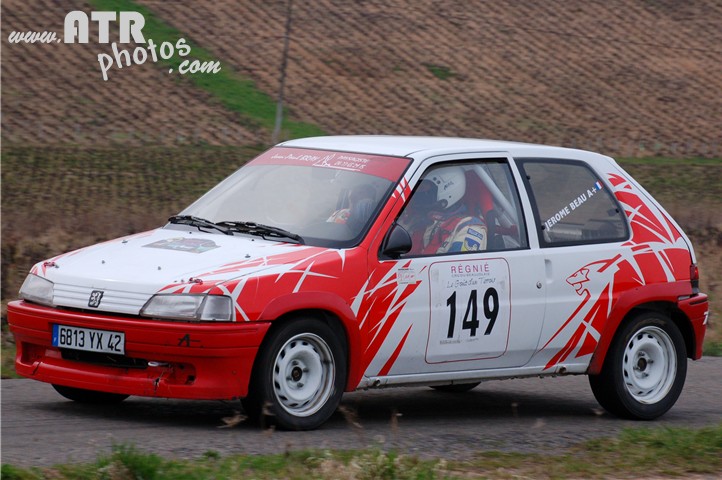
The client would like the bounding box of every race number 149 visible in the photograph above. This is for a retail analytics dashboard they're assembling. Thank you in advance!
[446,287,499,338]
[426,259,510,363]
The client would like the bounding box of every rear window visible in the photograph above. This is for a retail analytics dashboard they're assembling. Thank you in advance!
[518,159,629,247]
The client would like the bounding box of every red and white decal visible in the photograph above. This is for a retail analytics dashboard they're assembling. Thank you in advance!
[351,260,423,376]
[539,173,691,369]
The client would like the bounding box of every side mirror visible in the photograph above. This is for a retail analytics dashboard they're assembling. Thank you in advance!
[381,223,412,259]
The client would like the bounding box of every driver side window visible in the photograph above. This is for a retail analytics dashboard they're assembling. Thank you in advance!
[397,160,527,257]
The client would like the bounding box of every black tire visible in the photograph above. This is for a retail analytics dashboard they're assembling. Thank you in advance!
[52,384,129,404]
[431,382,481,393]
[243,318,347,430]
[589,311,687,420]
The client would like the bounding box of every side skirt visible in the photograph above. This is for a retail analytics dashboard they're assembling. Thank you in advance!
[357,363,588,389]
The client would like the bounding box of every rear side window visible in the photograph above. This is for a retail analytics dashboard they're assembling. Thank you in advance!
[518,159,628,247]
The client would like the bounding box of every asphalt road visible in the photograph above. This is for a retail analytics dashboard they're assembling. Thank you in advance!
[2,357,721,467]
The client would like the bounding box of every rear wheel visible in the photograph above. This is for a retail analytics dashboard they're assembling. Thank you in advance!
[52,384,129,404]
[243,318,346,430]
[589,312,686,420]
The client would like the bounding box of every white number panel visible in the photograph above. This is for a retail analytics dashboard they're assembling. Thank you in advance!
[425,258,511,363]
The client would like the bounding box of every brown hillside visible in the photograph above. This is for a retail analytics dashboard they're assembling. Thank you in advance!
[2,1,721,155]
[141,0,722,156]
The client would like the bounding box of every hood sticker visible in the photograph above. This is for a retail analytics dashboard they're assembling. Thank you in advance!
[143,237,220,254]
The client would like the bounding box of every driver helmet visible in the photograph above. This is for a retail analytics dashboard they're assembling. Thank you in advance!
[427,166,466,210]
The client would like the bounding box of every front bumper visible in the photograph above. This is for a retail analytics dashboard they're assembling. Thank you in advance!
[7,301,270,400]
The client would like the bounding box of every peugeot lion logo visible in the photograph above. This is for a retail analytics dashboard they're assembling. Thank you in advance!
[88,290,104,308]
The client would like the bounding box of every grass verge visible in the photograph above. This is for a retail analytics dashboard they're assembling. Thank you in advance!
[1,424,720,479]
[89,0,325,141]
[2,323,20,379]
[704,341,722,357]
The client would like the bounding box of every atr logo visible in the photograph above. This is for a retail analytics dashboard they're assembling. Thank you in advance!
[6,10,221,82]
[64,11,145,44]
[88,290,104,308]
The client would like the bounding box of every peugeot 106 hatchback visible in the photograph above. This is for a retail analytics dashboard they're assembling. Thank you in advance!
[9,136,708,430]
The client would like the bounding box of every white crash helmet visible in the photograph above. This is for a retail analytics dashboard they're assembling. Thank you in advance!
[427,166,466,209]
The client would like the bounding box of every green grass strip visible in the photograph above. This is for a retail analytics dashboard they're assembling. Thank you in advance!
[2,424,720,479]
[704,341,722,356]
[89,0,325,141]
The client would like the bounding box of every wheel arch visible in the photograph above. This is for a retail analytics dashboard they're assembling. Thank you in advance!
[620,302,694,356]
[254,293,364,392]
[588,281,696,375]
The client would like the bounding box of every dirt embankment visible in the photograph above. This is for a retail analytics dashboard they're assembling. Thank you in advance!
[3,1,722,155]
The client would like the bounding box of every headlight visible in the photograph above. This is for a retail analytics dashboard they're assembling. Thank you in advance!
[140,294,233,322]
[19,274,55,307]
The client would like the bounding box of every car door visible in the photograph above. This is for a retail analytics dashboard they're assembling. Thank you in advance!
[363,153,548,379]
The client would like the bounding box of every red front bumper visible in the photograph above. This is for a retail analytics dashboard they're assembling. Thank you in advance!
[7,301,270,400]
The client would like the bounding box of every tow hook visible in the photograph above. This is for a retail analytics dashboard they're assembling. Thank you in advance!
[149,362,171,392]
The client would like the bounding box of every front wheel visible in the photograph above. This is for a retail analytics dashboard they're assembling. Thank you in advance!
[52,384,129,404]
[589,312,687,420]
[243,318,346,430]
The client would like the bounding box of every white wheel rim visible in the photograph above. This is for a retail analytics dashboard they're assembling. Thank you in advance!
[272,333,335,417]
[622,326,676,404]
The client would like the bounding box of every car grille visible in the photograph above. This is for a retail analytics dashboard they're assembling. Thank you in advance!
[53,284,151,315]
[60,348,148,369]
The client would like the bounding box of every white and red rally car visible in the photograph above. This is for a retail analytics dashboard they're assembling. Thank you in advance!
[9,136,708,430]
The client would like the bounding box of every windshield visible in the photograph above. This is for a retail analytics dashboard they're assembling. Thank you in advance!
[175,147,411,248]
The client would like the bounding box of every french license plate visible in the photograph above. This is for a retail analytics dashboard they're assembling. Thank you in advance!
[52,324,125,355]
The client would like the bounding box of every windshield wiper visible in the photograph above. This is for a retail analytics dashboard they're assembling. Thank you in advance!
[167,215,232,235]
[217,221,304,244]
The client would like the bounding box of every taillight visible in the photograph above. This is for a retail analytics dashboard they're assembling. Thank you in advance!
[690,264,699,294]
